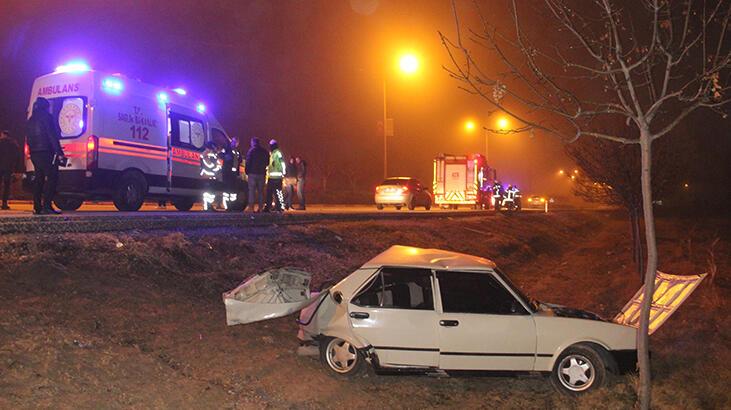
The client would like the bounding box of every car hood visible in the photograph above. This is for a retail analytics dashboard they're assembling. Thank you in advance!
[539,302,607,322]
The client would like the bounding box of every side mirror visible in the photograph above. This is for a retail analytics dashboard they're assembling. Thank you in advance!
[332,291,343,304]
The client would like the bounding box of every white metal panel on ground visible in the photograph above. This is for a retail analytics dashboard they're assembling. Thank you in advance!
[613,271,707,335]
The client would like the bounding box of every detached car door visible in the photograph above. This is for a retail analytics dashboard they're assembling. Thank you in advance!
[348,267,440,368]
[436,271,537,371]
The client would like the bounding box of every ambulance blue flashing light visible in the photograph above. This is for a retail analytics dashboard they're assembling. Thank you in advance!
[173,88,187,95]
[157,92,169,104]
[196,103,206,114]
[102,77,124,95]
[54,61,91,73]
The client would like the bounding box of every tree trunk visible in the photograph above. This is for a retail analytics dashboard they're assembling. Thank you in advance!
[630,206,644,281]
[637,133,658,410]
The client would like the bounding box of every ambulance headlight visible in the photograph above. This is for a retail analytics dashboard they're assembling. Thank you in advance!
[102,77,124,95]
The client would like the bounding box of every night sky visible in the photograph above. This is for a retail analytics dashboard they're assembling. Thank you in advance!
[1,0,727,200]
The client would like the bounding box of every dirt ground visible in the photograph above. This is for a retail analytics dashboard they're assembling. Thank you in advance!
[0,212,728,409]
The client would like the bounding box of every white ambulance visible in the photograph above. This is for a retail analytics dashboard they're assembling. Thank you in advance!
[24,62,246,211]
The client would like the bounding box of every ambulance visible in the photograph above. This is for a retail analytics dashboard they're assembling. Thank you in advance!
[23,61,246,211]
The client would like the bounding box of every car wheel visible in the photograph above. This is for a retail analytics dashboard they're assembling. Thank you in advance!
[424,200,431,210]
[172,197,196,211]
[407,199,415,210]
[376,204,384,210]
[395,205,402,210]
[550,344,608,395]
[53,197,83,211]
[320,337,364,377]
[113,171,147,212]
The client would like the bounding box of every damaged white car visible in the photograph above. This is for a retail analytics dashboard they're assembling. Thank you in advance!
[297,245,704,394]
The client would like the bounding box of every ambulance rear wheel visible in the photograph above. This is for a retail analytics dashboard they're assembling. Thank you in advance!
[53,197,83,211]
[113,172,147,212]
[172,197,196,212]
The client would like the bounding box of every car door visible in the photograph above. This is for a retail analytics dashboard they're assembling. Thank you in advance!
[348,267,440,368]
[412,180,426,205]
[436,270,537,371]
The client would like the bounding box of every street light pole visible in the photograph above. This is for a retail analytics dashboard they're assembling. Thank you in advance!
[383,78,388,179]
[484,128,489,162]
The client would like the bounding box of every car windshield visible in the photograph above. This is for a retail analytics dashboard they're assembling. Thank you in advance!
[493,268,538,312]
[380,179,410,186]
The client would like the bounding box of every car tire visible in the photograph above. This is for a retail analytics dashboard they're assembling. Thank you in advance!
[53,197,83,211]
[408,199,415,210]
[424,200,431,210]
[172,197,196,212]
[395,205,402,210]
[550,344,608,395]
[376,204,384,210]
[113,171,147,212]
[320,337,364,377]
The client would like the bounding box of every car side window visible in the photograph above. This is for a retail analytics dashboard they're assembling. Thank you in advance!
[437,271,527,315]
[352,267,434,310]
[170,113,205,151]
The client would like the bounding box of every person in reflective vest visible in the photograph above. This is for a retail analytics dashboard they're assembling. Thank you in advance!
[491,180,503,208]
[264,139,285,212]
[200,141,222,211]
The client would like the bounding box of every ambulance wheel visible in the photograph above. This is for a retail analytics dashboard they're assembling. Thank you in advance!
[172,197,196,212]
[53,197,83,211]
[228,193,248,212]
[113,172,147,212]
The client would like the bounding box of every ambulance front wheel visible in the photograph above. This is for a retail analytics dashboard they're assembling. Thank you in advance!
[172,197,196,212]
[113,171,147,212]
[53,197,83,211]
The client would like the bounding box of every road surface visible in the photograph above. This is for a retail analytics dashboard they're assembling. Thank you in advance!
[0,201,571,234]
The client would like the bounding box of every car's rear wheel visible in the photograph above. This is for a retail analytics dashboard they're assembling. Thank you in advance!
[320,337,364,377]
[550,344,608,395]
[53,197,83,211]
[424,199,431,210]
[395,205,402,210]
[376,204,384,210]
[408,199,415,210]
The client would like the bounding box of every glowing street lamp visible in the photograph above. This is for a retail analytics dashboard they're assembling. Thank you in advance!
[496,116,510,131]
[398,53,420,75]
[464,120,477,132]
[383,51,421,178]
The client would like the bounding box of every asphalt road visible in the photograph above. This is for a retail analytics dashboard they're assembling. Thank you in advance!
[0,201,558,234]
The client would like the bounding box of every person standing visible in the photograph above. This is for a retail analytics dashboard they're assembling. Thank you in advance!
[200,141,222,211]
[245,137,269,212]
[221,137,242,211]
[295,156,307,210]
[0,130,20,210]
[264,139,285,212]
[27,97,66,215]
[283,156,297,210]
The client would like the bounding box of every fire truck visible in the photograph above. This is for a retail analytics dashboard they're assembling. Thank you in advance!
[23,61,246,212]
[432,153,494,209]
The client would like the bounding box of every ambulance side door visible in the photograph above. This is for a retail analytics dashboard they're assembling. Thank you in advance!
[168,107,207,194]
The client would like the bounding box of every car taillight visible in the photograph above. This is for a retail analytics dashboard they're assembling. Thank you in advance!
[87,135,98,169]
[401,186,409,192]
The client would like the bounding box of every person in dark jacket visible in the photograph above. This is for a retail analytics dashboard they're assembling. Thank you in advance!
[295,156,307,210]
[27,97,66,214]
[221,137,242,211]
[245,137,269,212]
[0,130,20,210]
[283,156,297,210]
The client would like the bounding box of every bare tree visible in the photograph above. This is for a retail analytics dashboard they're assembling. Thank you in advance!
[440,0,730,407]
[566,127,687,279]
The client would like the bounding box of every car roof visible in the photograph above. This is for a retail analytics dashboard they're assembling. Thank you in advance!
[361,245,496,270]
